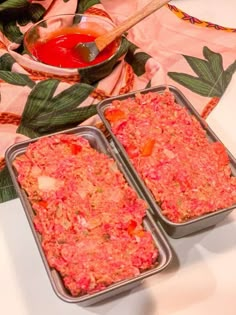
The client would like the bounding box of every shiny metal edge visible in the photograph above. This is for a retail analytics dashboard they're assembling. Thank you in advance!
[5,125,173,305]
[97,85,236,235]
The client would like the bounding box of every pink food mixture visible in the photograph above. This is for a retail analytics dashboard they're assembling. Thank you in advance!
[13,134,158,296]
[105,90,236,223]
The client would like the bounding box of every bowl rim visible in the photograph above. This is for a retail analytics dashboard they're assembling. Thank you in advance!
[23,13,122,71]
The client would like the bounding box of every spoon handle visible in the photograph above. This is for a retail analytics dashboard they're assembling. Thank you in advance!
[95,0,171,52]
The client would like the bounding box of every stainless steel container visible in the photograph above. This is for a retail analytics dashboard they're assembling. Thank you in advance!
[97,85,236,238]
[5,125,172,306]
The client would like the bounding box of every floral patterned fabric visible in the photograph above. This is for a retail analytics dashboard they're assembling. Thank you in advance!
[0,0,236,202]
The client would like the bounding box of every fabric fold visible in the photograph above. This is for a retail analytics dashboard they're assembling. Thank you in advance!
[1,0,236,202]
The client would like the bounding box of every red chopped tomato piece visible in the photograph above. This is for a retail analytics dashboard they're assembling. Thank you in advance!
[105,108,126,122]
[70,143,82,154]
[38,200,48,208]
[127,219,137,235]
[126,143,139,158]
[140,139,155,156]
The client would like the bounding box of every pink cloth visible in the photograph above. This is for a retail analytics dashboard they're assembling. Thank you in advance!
[102,0,236,112]
[1,0,236,202]
[1,0,236,151]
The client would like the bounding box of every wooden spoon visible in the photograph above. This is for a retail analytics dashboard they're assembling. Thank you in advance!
[74,0,171,62]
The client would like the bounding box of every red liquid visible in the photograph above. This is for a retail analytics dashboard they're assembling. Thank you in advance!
[31,32,117,68]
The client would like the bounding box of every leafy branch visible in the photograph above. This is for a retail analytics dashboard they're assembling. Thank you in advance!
[17,79,97,137]
[168,46,236,97]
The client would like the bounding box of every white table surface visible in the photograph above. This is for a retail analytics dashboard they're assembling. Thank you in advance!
[1,198,236,315]
[1,2,236,315]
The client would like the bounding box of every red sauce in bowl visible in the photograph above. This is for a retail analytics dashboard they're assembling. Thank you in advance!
[30,29,119,68]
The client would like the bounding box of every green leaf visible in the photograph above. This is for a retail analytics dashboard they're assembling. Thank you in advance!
[49,83,94,111]
[17,3,46,26]
[183,55,220,88]
[125,42,138,66]
[0,53,15,71]
[224,60,236,87]
[0,0,28,11]
[202,46,226,92]
[50,105,97,126]
[126,42,138,55]
[28,3,46,23]
[30,105,97,134]
[3,20,23,43]
[0,167,17,203]
[26,84,95,129]
[0,71,35,87]
[20,79,59,121]
[77,0,100,13]
[126,51,150,77]
[225,60,236,75]
[17,14,30,26]
[168,72,222,97]
[18,82,96,136]
[145,80,151,89]
[16,124,41,138]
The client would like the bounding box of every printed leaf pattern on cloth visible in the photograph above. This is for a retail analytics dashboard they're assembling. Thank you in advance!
[0,41,154,203]
[18,80,96,137]
[77,0,100,13]
[0,1,46,42]
[0,79,97,202]
[1,20,23,43]
[168,46,236,98]
[0,0,155,203]
[0,0,28,11]
[0,70,35,87]
[2,2,235,205]
[0,167,18,204]
[0,53,17,71]
[224,60,236,87]
[125,43,150,77]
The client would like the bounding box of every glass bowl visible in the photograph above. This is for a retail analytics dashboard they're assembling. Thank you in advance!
[21,14,128,83]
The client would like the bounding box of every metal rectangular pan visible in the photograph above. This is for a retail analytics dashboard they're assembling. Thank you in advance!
[5,125,172,306]
[97,85,236,238]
